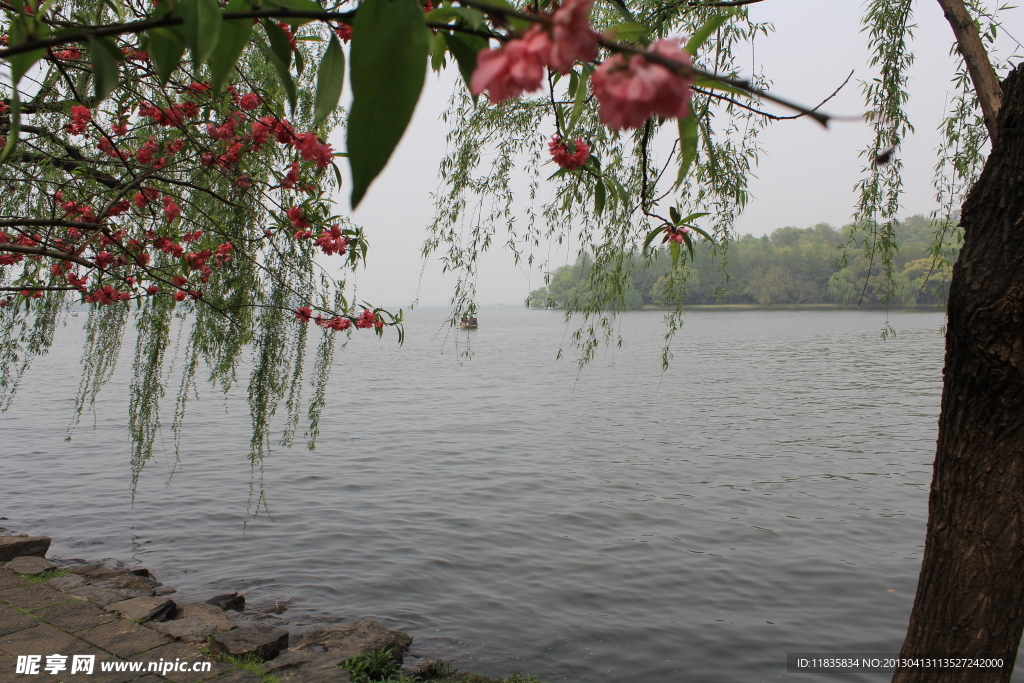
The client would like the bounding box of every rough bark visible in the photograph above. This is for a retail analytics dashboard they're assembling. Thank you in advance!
[893,63,1024,683]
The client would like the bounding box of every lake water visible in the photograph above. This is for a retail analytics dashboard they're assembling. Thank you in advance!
[0,307,972,681]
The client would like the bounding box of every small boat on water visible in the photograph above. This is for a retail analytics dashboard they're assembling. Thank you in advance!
[71,311,79,317]
[459,315,478,329]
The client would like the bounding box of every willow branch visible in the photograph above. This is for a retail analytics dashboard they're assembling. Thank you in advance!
[936,0,1003,139]
[0,243,97,268]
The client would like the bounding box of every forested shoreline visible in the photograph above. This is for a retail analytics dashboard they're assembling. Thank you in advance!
[527,215,958,309]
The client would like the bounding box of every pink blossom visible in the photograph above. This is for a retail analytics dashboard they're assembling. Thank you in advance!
[294,133,333,168]
[294,306,313,323]
[252,118,274,146]
[471,25,552,103]
[281,162,301,190]
[286,206,309,230]
[239,93,262,111]
[68,105,91,135]
[550,0,599,74]
[591,39,695,131]
[277,22,298,51]
[236,175,251,189]
[665,226,689,244]
[162,196,181,223]
[548,135,590,169]
[355,308,377,329]
[314,225,349,256]
[323,316,351,331]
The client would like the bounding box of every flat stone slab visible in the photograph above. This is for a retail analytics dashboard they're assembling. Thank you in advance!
[0,651,63,683]
[0,584,67,611]
[0,623,94,658]
[148,616,230,644]
[0,604,38,637]
[0,571,25,591]
[64,584,134,607]
[47,572,87,591]
[35,600,118,632]
[0,537,50,563]
[175,603,232,622]
[127,642,231,683]
[211,670,262,683]
[209,626,288,662]
[106,597,175,623]
[5,557,55,575]
[77,620,170,658]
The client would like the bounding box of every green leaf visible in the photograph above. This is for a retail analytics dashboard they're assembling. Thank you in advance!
[692,75,746,96]
[313,35,345,127]
[642,225,665,255]
[89,36,121,103]
[207,0,253,92]
[294,46,306,76]
[257,29,297,112]
[264,0,324,25]
[430,30,447,72]
[606,20,648,43]
[565,68,589,136]
[347,0,429,208]
[7,15,48,84]
[685,11,734,56]
[179,0,222,65]
[669,239,681,267]
[0,90,22,166]
[680,230,695,260]
[675,112,698,187]
[465,0,530,29]
[263,18,293,71]
[146,27,186,85]
[594,179,606,216]
[669,206,680,224]
[683,223,714,243]
[423,6,484,29]
[331,160,344,189]
[442,31,485,94]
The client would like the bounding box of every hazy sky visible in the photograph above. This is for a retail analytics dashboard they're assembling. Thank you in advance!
[332,1,1022,307]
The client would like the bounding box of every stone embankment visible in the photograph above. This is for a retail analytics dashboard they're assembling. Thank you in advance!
[0,534,496,683]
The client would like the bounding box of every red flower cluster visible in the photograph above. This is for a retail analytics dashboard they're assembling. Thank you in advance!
[591,38,696,130]
[162,196,181,223]
[84,285,132,305]
[282,162,301,189]
[54,191,97,222]
[355,308,381,329]
[286,206,309,231]
[239,93,262,111]
[471,0,598,103]
[314,225,349,256]
[665,225,690,244]
[548,136,590,169]
[67,105,92,135]
[138,101,199,127]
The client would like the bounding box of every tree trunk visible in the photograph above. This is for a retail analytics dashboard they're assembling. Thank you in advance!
[894,63,1024,683]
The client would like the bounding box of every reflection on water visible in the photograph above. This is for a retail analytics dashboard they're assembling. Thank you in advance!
[2,308,959,681]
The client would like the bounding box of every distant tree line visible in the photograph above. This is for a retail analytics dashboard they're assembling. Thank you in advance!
[527,215,958,309]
